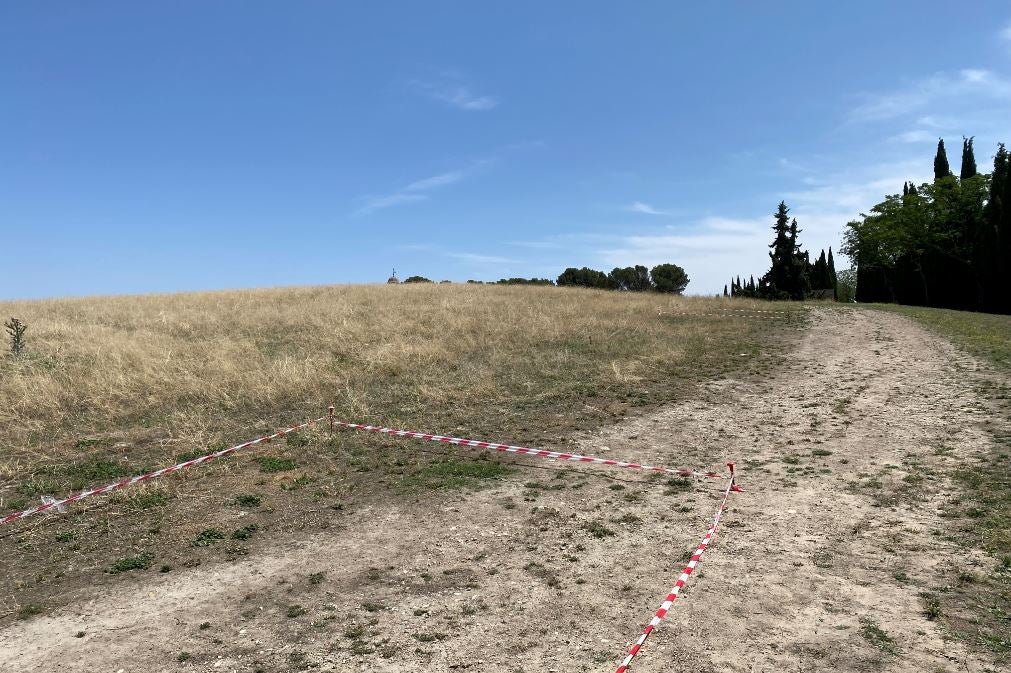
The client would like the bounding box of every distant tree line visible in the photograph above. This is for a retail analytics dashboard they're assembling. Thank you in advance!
[726,201,838,301]
[841,137,1010,313]
[459,263,692,294]
[401,263,690,294]
[555,263,690,294]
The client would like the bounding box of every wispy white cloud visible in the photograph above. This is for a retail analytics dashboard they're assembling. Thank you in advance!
[411,77,499,111]
[851,69,1011,121]
[1001,21,1011,41]
[889,129,936,144]
[404,170,469,192]
[354,193,429,217]
[354,160,492,216]
[625,201,671,216]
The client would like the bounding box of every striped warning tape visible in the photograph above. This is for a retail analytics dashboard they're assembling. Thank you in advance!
[614,466,736,672]
[332,419,730,481]
[0,417,326,526]
[658,309,797,317]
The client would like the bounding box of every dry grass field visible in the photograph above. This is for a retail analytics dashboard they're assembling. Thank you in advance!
[0,285,802,635]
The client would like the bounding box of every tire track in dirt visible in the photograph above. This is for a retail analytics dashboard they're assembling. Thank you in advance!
[0,308,999,672]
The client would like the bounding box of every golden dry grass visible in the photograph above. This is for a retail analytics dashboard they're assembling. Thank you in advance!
[0,284,794,472]
[0,283,802,625]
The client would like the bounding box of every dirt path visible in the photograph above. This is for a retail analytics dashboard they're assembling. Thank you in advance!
[0,308,999,672]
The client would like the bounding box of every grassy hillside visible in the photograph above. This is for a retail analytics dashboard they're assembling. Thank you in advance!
[0,285,800,468]
[0,285,804,619]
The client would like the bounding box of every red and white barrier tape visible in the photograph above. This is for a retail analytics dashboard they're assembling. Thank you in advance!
[0,417,326,526]
[332,419,730,481]
[658,309,795,317]
[614,465,737,673]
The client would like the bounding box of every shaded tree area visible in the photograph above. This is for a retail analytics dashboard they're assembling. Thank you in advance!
[728,201,837,300]
[842,137,1009,314]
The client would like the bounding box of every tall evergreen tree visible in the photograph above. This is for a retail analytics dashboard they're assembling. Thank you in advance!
[827,247,838,298]
[960,136,977,180]
[723,284,728,297]
[909,183,918,196]
[762,202,794,299]
[903,182,909,197]
[934,138,952,180]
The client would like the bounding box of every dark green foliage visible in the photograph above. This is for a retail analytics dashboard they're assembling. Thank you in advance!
[934,137,952,180]
[192,528,226,546]
[556,267,610,288]
[754,203,811,300]
[843,136,1007,313]
[650,263,690,294]
[5,317,27,357]
[961,136,977,180]
[231,524,259,540]
[608,265,652,291]
[403,276,433,284]
[108,552,153,573]
[234,493,262,507]
[827,247,837,296]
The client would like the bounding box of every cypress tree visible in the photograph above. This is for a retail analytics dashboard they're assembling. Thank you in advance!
[908,183,918,196]
[960,136,977,180]
[903,182,909,197]
[723,284,728,297]
[934,138,952,180]
[827,247,837,297]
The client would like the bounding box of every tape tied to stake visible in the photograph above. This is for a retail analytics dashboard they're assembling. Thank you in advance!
[0,416,326,526]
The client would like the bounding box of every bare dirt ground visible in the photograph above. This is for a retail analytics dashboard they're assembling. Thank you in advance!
[0,308,1002,672]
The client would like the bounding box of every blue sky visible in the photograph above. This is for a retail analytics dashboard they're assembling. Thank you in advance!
[3,2,1011,299]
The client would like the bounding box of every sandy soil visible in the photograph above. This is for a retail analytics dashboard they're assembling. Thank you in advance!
[0,308,1000,672]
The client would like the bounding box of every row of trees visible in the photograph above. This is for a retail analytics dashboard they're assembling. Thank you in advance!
[556,263,690,294]
[399,263,691,294]
[726,202,838,300]
[841,137,1010,313]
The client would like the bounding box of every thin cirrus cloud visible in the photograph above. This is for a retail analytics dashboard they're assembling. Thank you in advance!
[850,69,1011,121]
[625,201,672,216]
[354,160,493,216]
[410,78,499,111]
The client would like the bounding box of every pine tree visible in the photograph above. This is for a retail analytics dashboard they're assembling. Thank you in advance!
[960,136,977,180]
[934,138,952,180]
[762,201,795,299]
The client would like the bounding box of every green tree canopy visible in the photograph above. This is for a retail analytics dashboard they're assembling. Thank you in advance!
[650,263,690,294]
